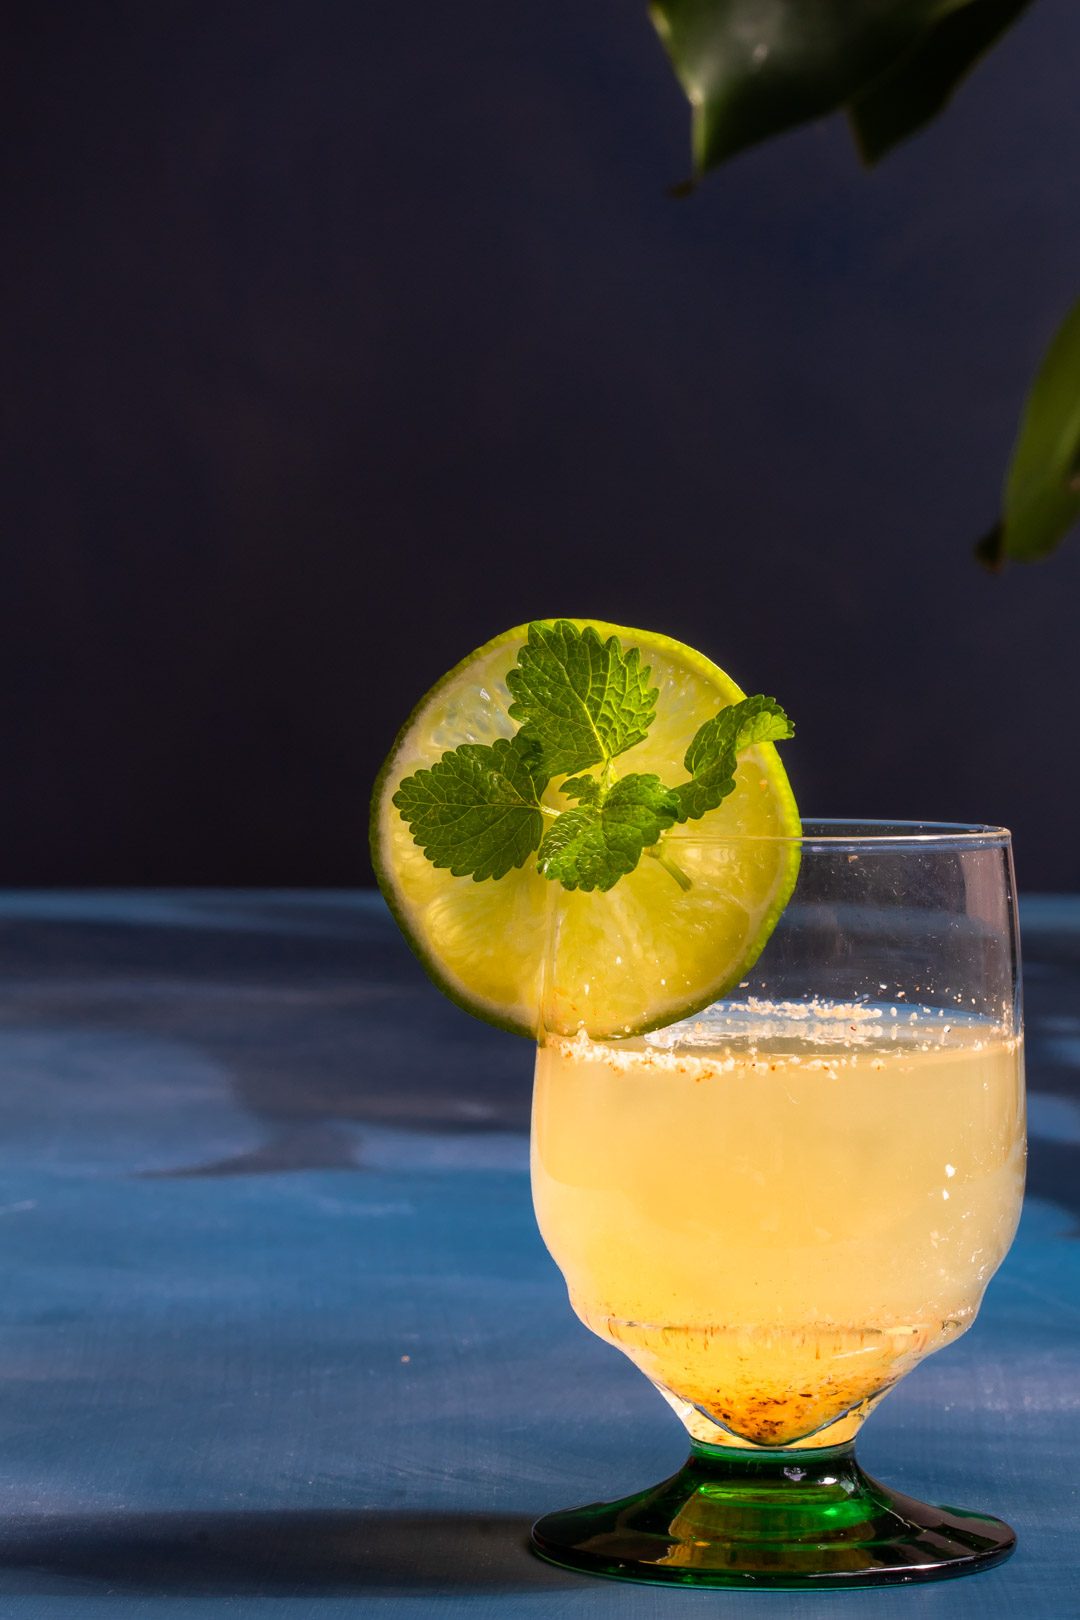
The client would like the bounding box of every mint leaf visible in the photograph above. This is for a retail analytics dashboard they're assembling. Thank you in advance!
[506,620,659,777]
[674,696,794,823]
[393,735,548,881]
[684,694,794,774]
[537,774,679,892]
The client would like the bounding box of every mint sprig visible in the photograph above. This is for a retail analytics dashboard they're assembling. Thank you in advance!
[537,775,680,892]
[394,621,794,893]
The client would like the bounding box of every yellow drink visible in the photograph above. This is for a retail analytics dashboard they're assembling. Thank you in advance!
[532,1004,1025,1449]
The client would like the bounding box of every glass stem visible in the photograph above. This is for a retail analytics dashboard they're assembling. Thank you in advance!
[688,1437,858,1486]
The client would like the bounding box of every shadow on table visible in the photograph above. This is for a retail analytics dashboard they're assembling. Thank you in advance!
[0,1508,581,1595]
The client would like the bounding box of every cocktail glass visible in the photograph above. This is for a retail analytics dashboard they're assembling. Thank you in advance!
[531,821,1025,1589]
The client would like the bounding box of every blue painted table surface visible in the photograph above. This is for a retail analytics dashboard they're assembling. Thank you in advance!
[0,890,1075,1619]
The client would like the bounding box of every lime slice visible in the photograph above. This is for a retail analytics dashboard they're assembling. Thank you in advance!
[370,620,799,1039]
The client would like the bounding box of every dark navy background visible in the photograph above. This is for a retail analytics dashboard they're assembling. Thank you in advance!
[4,1,1080,886]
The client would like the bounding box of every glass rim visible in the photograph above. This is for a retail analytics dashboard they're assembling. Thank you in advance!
[665,818,1012,848]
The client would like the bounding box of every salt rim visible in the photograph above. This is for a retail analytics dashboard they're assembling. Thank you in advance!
[545,1000,1018,1079]
[644,997,884,1050]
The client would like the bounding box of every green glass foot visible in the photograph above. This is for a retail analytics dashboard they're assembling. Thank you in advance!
[531,1441,1015,1590]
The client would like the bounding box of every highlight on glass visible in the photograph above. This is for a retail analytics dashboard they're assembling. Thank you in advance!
[530,821,1025,1589]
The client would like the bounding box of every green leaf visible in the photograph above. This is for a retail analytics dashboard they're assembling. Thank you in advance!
[849,0,1034,165]
[537,775,680,892]
[393,735,548,882]
[506,620,659,777]
[983,298,1080,566]
[649,0,963,177]
[684,694,795,775]
[559,774,603,805]
[674,695,794,823]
